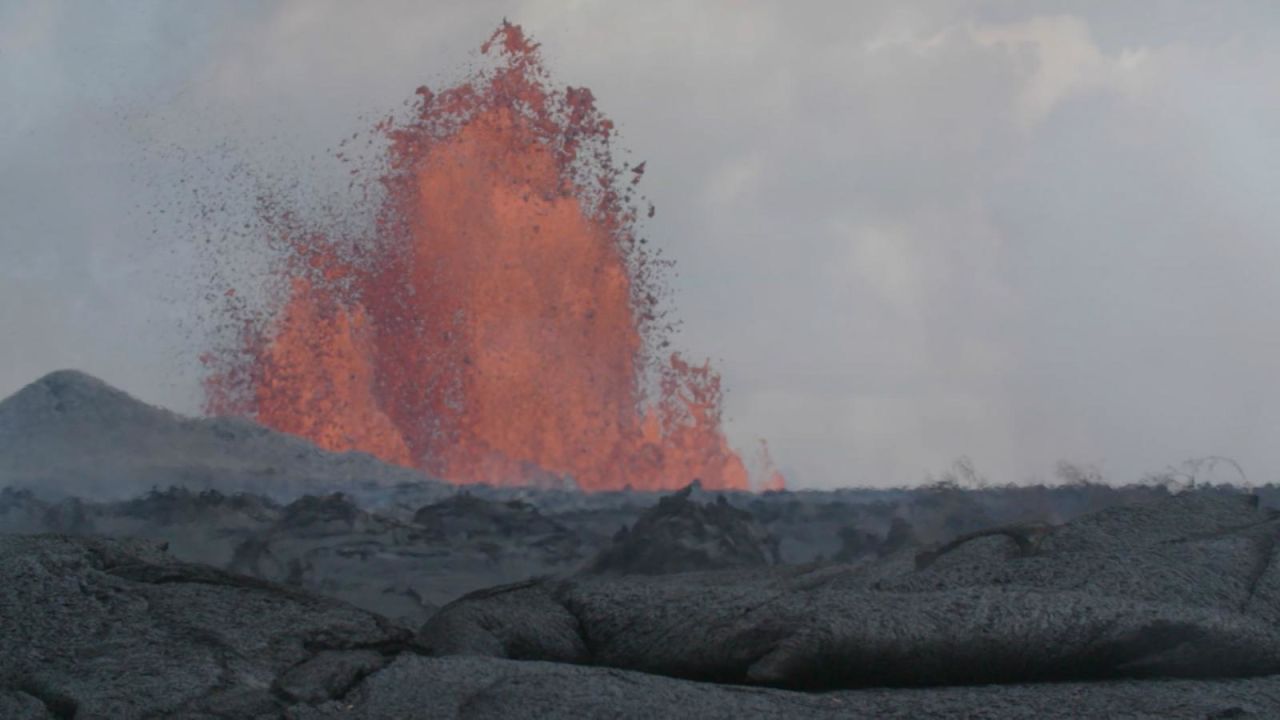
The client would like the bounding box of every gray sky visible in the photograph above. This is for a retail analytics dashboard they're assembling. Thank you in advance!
[4,0,1280,488]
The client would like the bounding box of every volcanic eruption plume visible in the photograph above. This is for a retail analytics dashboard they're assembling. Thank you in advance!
[203,22,779,493]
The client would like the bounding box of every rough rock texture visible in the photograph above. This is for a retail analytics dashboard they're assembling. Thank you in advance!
[0,370,448,501]
[421,492,1280,688]
[3,485,294,579]
[226,493,448,622]
[226,493,589,624]
[413,493,576,545]
[4,473,1273,640]
[586,483,781,575]
[8,371,1280,716]
[1,487,597,627]
[112,487,283,565]
[0,534,414,718]
[290,656,1280,720]
[3,530,1280,718]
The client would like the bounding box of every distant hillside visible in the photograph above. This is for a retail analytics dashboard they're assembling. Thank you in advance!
[0,369,449,501]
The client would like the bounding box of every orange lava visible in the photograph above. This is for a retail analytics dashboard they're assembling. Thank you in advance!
[205,22,779,492]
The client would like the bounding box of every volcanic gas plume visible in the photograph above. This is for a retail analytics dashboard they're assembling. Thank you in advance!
[203,22,780,492]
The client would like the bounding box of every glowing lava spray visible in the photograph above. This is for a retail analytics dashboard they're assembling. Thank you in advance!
[204,23,780,492]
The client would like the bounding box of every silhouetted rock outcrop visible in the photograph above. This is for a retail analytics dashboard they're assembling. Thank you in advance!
[585,483,781,575]
[227,493,443,623]
[115,486,280,526]
[223,492,589,624]
[413,493,574,543]
[277,492,367,533]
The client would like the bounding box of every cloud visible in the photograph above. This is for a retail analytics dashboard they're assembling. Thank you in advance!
[0,1,60,55]
[969,15,1152,127]
[4,2,1280,488]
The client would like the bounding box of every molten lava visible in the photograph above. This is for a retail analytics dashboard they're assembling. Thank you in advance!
[205,22,779,492]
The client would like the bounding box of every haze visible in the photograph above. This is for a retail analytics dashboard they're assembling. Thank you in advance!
[3,0,1279,488]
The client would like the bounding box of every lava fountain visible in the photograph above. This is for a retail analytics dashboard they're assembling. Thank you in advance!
[204,22,779,492]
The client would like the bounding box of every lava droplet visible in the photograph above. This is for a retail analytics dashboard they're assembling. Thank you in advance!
[203,22,781,493]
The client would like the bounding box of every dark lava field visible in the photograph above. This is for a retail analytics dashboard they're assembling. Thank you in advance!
[4,370,1280,718]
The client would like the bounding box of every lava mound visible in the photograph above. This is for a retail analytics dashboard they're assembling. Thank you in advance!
[413,493,573,542]
[224,492,591,625]
[0,534,414,718]
[4,494,1280,718]
[421,491,1280,689]
[586,482,781,575]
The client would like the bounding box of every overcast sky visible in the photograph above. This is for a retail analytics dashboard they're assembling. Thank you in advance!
[4,1,1280,488]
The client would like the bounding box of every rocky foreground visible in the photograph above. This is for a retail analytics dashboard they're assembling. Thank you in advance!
[5,371,1280,716]
[3,491,1280,718]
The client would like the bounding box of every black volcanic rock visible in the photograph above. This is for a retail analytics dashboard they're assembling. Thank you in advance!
[413,493,573,542]
[0,534,412,718]
[226,492,590,624]
[0,484,600,627]
[4,526,1280,718]
[0,485,284,568]
[290,655,1280,720]
[277,492,368,533]
[412,493,586,567]
[228,493,444,622]
[115,486,280,527]
[0,369,448,501]
[584,483,780,576]
[421,491,1280,689]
